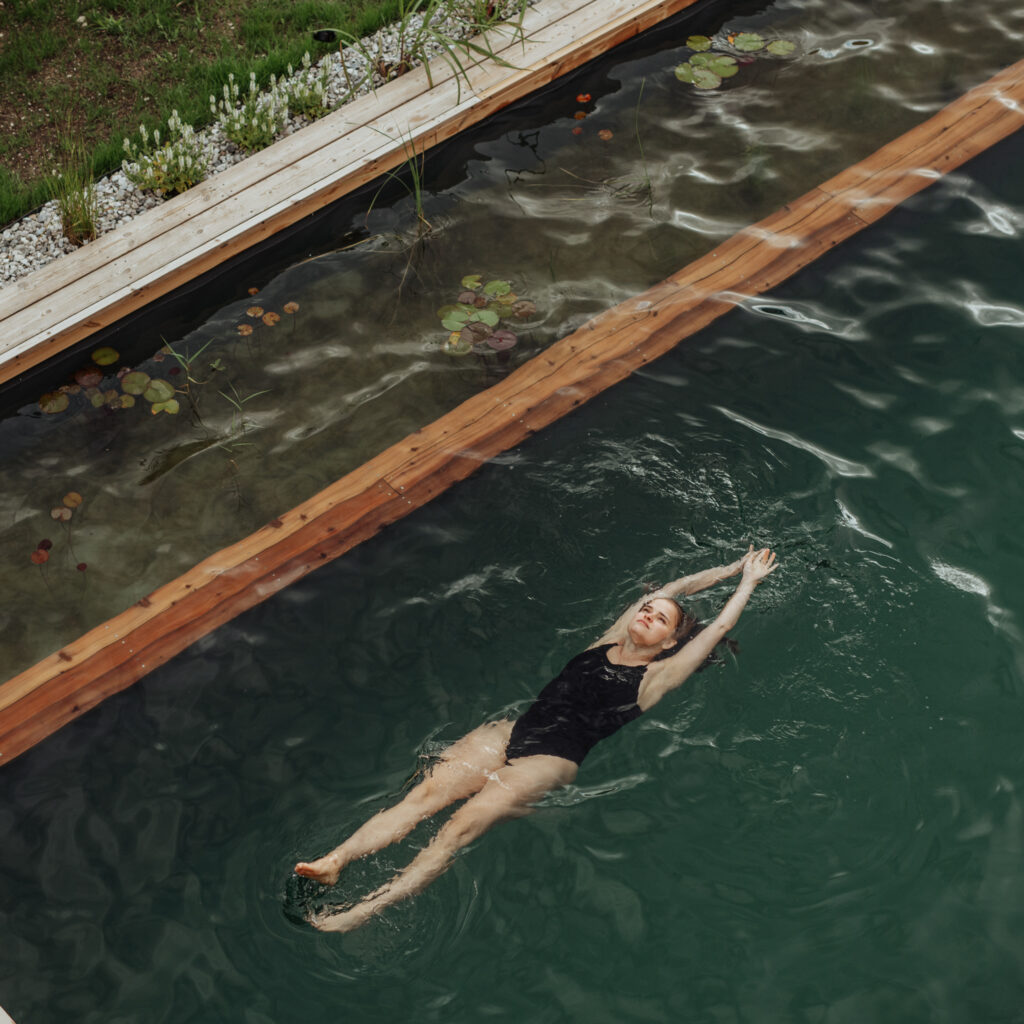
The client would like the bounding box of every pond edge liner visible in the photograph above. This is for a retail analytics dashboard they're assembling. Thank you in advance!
[1,59,1024,765]
[0,0,709,384]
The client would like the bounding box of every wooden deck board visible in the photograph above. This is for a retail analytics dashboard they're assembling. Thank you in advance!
[1,50,1023,764]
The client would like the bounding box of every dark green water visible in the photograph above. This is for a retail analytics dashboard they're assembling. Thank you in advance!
[5,124,1024,1023]
[5,0,1024,1019]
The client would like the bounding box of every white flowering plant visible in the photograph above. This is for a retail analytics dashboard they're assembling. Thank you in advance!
[212,71,289,153]
[281,52,332,121]
[121,111,209,196]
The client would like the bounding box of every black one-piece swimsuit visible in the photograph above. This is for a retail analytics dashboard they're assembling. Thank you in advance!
[504,644,647,766]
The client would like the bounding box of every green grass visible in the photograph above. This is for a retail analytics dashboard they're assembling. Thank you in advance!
[0,0,407,229]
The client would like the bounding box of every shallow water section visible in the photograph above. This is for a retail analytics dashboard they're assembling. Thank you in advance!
[3,0,1024,677]
[3,119,1024,1021]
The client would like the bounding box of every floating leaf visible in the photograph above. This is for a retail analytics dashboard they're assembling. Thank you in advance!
[457,290,477,304]
[574,110,586,120]
[121,371,151,395]
[246,306,264,318]
[599,129,614,141]
[489,302,516,319]
[686,34,712,51]
[120,394,136,409]
[483,280,511,297]
[75,367,103,388]
[476,309,500,327]
[707,55,739,78]
[437,304,465,319]
[460,274,482,290]
[576,92,592,103]
[237,323,254,336]
[91,346,119,366]
[572,126,583,136]
[37,539,53,551]
[689,52,715,67]
[77,562,88,571]
[767,39,796,55]
[486,330,517,351]
[103,389,120,407]
[442,332,473,355]
[511,299,537,319]
[733,31,766,51]
[31,549,49,565]
[90,391,107,408]
[283,301,300,314]
[674,63,696,83]
[63,492,83,509]
[461,321,491,345]
[51,507,72,521]
[262,311,281,326]
[693,67,723,89]
[144,379,175,403]
[247,286,260,296]
[39,391,69,414]
[150,398,181,415]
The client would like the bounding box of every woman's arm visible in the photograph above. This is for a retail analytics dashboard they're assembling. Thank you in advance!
[636,548,777,711]
[592,546,753,648]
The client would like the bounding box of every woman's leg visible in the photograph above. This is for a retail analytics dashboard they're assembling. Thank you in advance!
[312,754,577,932]
[295,721,514,885]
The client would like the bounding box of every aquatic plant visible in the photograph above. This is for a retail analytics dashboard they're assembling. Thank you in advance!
[122,110,209,195]
[674,30,796,91]
[436,274,536,357]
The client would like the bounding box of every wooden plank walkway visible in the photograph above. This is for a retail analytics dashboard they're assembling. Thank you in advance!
[1,57,1023,766]
[0,0,703,385]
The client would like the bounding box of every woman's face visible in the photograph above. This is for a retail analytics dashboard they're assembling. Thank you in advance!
[628,598,681,648]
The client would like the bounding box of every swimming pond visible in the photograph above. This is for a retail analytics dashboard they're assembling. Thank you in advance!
[3,110,1024,1022]
[3,0,1023,680]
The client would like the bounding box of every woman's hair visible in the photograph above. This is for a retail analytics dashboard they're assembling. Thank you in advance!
[650,596,739,667]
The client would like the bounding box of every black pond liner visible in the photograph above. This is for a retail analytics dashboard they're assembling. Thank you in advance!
[0,0,770,419]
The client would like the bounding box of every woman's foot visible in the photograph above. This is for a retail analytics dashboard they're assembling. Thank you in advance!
[310,900,378,933]
[294,852,345,886]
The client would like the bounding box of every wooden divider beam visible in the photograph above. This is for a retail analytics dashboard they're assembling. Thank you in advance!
[1,58,1023,766]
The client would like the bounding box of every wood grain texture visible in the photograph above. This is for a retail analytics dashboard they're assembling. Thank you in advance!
[1,55,1023,765]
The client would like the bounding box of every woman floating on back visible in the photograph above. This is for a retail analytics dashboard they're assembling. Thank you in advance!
[296,545,778,932]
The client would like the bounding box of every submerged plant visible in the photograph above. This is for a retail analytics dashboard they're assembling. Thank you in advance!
[674,30,796,90]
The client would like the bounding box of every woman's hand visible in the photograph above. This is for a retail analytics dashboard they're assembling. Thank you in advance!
[742,547,778,584]
[726,544,755,576]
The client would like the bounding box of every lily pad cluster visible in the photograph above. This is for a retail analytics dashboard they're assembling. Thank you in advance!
[437,276,537,357]
[675,31,796,90]
[38,346,181,416]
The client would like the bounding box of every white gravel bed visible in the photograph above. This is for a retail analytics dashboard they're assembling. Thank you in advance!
[0,4,526,291]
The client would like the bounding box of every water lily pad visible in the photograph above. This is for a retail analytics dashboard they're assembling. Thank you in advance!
[442,332,473,355]
[102,389,120,407]
[686,34,712,51]
[75,367,103,388]
[457,290,477,304]
[150,398,180,415]
[476,308,500,327]
[77,562,88,571]
[120,394,136,409]
[733,31,765,51]
[489,302,516,319]
[144,378,175,403]
[486,330,518,351]
[39,391,69,414]
[121,371,151,395]
[437,304,465,320]
[460,274,482,289]
[511,300,537,319]
[37,539,53,551]
[462,321,492,344]
[706,55,739,78]
[51,507,72,521]
[767,39,796,55]
[483,279,511,297]
[91,346,119,366]
[90,391,107,408]
[689,52,715,66]
[63,492,83,509]
[693,67,723,89]
[31,549,49,565]
[674,62,695,83]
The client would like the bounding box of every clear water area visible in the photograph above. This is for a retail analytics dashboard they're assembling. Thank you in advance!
[5,76,1024,1022]
[2,0,1022,678]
